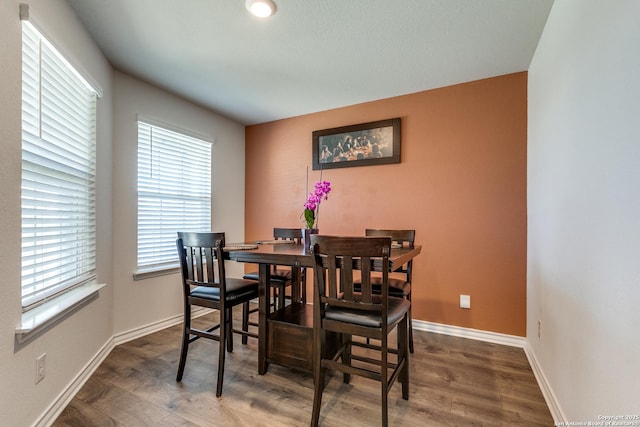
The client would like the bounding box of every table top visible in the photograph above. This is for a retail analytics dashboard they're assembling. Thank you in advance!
[227,242,421,268]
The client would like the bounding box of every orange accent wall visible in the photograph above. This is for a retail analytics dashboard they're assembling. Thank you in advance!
[245,72,527,336]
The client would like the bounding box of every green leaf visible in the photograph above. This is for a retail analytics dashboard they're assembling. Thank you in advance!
[304,208,315,229]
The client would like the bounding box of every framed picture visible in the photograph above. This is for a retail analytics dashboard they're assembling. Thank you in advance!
[312,118,401,170]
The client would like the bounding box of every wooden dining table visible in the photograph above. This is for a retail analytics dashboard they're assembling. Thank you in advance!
[227,241,422,375]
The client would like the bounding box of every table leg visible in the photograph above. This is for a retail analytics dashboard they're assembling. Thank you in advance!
[258,263,270,375]
[291,266,300,303]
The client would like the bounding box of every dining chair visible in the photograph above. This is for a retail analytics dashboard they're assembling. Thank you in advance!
[243,227,306,310]
[310,235,410,427]
[175,231,259,397]
[354,229,416,353]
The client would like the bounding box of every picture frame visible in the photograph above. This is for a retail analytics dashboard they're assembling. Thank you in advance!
[312,118,401,170]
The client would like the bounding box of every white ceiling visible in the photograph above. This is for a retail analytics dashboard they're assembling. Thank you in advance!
[66,0,553,125]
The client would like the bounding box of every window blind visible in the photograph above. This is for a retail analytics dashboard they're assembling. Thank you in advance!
[137,121,212,270]
[21,21,98,309]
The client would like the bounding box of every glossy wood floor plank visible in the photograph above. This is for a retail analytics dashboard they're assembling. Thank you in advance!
[53,309,553,426]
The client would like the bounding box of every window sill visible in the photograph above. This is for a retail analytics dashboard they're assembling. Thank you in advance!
[133,265,180,281]
[16,283,107,343]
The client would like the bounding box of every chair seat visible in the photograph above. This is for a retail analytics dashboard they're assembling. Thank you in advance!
[242,268,291,284]
[354,277,410,297]
[190,278,258,303]
[324,296,410,328]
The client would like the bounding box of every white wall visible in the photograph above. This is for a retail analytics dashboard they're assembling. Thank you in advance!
[0,2,246,425]
[528,0,640,422]
[111,72,246,335]
[0,1,114,426]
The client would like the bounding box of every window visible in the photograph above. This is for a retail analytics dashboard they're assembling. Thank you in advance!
[136,120,212,272]
[21,21,98,310]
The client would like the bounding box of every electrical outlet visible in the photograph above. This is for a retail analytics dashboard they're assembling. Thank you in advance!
[460,294,471,309]
[36,353,46,384]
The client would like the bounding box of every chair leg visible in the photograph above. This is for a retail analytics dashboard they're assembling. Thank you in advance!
[342,334,351,384]
[226,307,235,353]
[408,292,414,353]
[271,286,278,311]
[265,286,276,312]
[242,301,249,345]
[311,324,326,427]
[277,283,286,310]
[381,335,389,427]
[399,315,410,400]
[311,357,325,427]
[300,268,307,304]
[216,307,227,398]
[176,304,191,381]
[408,316,414,354]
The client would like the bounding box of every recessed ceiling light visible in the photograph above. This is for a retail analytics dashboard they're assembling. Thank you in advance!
[246,0,277,18]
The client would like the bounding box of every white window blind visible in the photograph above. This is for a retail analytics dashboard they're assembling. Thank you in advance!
[137,121,212,271]
[21,21,98,310]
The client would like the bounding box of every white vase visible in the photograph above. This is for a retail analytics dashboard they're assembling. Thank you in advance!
[301,228,319,251]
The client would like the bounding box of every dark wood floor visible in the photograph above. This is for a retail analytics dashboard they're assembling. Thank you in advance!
[53,309,553,426]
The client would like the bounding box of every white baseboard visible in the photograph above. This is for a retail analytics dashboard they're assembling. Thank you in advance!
[114,307,212,346]
[412,319,526,348]
[413,319,564,423]
[523,342,566,423]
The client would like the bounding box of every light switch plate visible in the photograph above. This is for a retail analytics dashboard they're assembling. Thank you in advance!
[36,353,46,384]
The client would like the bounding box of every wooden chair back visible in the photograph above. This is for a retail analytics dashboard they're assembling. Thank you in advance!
[311,235,392,327]
[365,228,415,282]
[273,227,306,304]
[176,231,226,301]
[273,227,303,243]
